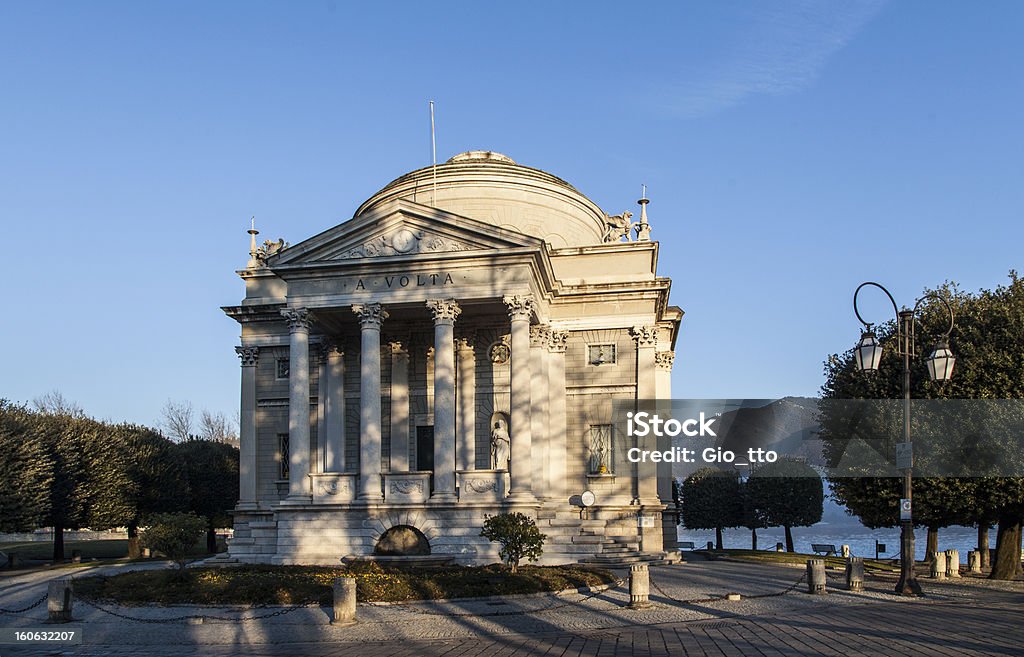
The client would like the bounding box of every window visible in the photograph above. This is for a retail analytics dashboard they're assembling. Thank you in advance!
[587,344,616,365]
[588,424,614,474]
[276,358,290,380]
[277,433,290,479]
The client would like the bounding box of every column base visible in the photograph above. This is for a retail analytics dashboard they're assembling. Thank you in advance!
[507,491,537,503]
[280,496,312,506]
[430,492,458,502]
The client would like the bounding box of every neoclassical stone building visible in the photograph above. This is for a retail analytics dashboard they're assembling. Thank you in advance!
[224,151,682,565]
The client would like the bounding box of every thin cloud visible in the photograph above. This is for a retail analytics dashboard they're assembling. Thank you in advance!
[658,0,886,118]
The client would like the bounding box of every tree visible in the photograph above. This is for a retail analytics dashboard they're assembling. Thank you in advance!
[480,512,547,573]
[199,410,238,445]
[175,439,239,552]
[36,413,93,561]
[679,467,743,549]
[141,512,206,579]
[821,273,1024,579]
[0,401,53,533]
[32,390,85,418]
[160,400,195,443]
[85,424,189,558]
[746,459,824,552]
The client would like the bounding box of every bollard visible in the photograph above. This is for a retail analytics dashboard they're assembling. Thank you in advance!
[706,541,714,551]
[845,557,864,592]
[806,559,827,595]
[968,550,982,574]
[46,579,73,623]
[930,551,946,580]
[945,550,960,578]
[331,577,357,625]
[775,542,784,552]
[628,564,651,609]
[841,545,851,558]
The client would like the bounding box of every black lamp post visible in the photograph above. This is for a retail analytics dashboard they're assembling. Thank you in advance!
[853,282,955,596]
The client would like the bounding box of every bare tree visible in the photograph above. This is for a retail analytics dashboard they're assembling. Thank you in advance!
[199,409,238,445]
[160,399,195,443]
[32,390,85,417]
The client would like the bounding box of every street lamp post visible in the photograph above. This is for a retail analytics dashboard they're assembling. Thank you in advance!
[852,282,955,596]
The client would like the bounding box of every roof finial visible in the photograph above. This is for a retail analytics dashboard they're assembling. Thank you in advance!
[635,185,651,242]
[247,216,260,268]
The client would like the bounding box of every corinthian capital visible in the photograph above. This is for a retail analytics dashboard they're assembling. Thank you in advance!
[281,308,311,332]
[530,323,552,348]
[352,302,388,329]
[630,325,658,347]
[655,351,675,370]
[548,329,569,353]
[235,345,259,367]
[426,298,462,323]
[503,294,536,322]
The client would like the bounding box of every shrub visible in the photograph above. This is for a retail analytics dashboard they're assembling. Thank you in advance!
[141,512,206,577]
[480,512,547,574]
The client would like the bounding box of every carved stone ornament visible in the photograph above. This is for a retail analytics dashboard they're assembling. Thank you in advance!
[390,479,424,495]
[530,323,552,348]
[655,351,675,370]
[489,337,511,365]
[281,308,311,332]
[426,298,462,323]
[352,303,388,328]
[254,238,289,266]
[235,345,259,367]
[603,211,636,243]
[317,338,343,364]
[455,335,476,352]
[548,330,569,353]
[503,294,536,322]
[630,325,658,347]
[318,478,352,496]
[339,227,475,259]
[466,478,498,493]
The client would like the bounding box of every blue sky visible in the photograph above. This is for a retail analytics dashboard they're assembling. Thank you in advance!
[1,1,1021,427]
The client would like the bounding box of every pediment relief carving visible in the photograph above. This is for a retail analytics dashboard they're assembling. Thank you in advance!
[331,226,476,260]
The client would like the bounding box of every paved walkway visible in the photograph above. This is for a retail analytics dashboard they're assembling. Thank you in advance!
[2,560,1022,656]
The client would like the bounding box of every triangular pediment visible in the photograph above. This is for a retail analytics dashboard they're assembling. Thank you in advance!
[271,198,543,267]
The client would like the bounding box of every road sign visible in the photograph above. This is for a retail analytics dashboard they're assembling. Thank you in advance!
[896,442,913,469]
[900,498,912,521]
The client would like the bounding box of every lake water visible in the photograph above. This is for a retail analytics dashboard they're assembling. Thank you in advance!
[677,497,1007,564]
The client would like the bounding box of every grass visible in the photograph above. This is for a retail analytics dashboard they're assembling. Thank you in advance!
[72,562,617,605]
[710,548,900,572]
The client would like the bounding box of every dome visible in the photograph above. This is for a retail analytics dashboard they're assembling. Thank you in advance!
[354,151,607,248]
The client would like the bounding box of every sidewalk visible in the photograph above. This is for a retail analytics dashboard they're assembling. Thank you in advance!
[2,560,1021,656]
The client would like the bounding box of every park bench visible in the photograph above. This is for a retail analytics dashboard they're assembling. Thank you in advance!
[678,541,696,550]
[811,544,838,556]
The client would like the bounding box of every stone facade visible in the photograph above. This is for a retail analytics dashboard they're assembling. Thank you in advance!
[223,151,682,565]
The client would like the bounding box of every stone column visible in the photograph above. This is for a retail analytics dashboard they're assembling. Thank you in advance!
[353,303,387,501]
[529,324,551,498]
[427,299,461,500]
[456,336,476,471]
[654,351,675,503]
[322,341,345,473]
[504,294,535,500]
[389,341,410,472]
[547,330,569,503]
[235,345,259,508]
[282,308,312,501]
[631,326,659,505]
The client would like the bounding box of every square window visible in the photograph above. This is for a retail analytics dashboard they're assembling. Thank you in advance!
[276,358,290,379]
[277,433,290,480]
[587,344,616,365]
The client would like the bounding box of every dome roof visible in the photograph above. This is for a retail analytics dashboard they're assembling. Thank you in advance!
[355,151,607,248]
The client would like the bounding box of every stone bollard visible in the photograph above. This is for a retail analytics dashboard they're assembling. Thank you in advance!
[845,557,864,592]
[47,579,73,623]
[806,559,827,595]
[841,545,851,558]
[628,564,651,608]
[776,542,784,552]
[931,551,946,580]
[945,550,960,578]
[331,577,357,625]
[706,541,714,551]
[968,550,982,574]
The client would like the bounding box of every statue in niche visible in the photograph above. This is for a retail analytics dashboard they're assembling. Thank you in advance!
[490,413,510,470]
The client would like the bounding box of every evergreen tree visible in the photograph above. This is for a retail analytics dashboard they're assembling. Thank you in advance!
[745,459,823,552]
[175,439,239,552]
[679,467,743,549]
[0,401,52,532]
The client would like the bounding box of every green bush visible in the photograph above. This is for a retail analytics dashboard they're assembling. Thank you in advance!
[141,512,206,576]
[480,512,547,574]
